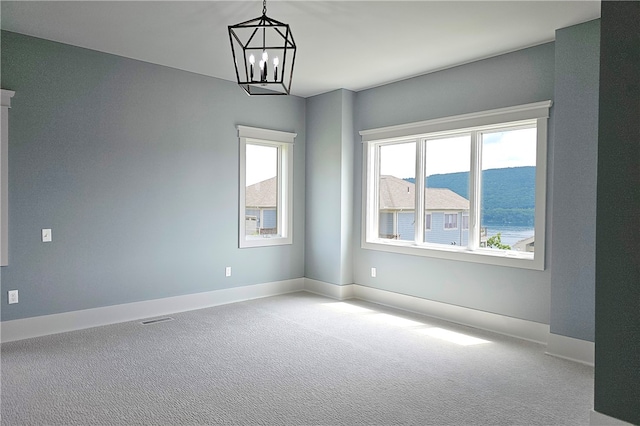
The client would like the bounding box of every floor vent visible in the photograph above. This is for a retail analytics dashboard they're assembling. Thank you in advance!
[141,317,174,325]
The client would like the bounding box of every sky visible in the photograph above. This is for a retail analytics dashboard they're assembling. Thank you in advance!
[246,144,277,186]
[380,128,537,178]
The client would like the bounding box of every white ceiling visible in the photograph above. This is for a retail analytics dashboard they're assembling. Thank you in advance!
[1,1,601,98]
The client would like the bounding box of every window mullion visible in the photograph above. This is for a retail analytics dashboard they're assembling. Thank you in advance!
[469,132,482,249]
[414,139,426,243]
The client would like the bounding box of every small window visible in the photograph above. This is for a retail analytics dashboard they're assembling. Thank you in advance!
[238,126,296,248]
[425,213,432,231]
[444,213,458,230]
[462,214,469,230]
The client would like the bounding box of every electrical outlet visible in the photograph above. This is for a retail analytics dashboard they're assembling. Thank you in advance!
[371,267,377,278]
[225,266,232,277]
[8,290,18,304]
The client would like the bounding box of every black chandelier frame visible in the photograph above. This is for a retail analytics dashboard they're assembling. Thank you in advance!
[228,1,297,96]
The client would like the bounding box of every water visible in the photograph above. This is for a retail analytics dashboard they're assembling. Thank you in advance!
[483,225,534,248]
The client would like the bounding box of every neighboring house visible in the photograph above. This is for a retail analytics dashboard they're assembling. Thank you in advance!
[378,175,470,246]
[513,236,535,252]
[245,176,277,235]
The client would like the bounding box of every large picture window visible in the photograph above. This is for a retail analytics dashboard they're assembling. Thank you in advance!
[360,101,551,270]
[238,125,295,248]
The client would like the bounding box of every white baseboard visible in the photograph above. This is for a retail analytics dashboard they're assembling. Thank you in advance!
[350,284,550,344]
[546,332,595,366]
[303,278,354,300]
[1,277,594,367]
[590,410,633,425]
[1,278,304,343]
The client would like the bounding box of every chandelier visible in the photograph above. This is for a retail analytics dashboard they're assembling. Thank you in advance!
[228,0,297,96]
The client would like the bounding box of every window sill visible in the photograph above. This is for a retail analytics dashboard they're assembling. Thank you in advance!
[240,236,293,248]
[362,239,543,270]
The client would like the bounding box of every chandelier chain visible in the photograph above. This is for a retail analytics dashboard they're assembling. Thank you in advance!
[262,0,267,15]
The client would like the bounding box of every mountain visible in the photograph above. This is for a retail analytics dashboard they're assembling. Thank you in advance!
[405,166,536,226]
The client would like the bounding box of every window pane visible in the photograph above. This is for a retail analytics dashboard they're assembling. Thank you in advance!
[424,136,470,246]
[379,142,415,241]
[245,144,279,238]
[481,128,536,252]
[397,212,415,241]
[379,212,394,238]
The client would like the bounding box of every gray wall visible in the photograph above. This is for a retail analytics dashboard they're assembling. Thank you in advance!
[340,90,355,286]
[305,89,354,285]
[595,2,640,423]
[550,20,600,341]
[1,31,306,321]
[352,43,556,324]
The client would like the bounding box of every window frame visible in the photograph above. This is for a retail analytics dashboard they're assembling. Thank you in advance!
[0,89,15,266]
[238,125,296,248]
[360,101,551,270]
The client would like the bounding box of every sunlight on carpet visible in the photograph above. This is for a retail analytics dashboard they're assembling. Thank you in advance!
[322,301,491,345]
[418,327,491,346]
[321,301,373,314]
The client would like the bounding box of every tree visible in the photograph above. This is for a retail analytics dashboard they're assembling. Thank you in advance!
[486,232,511,250]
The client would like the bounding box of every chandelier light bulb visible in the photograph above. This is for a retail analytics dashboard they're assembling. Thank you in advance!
[249,54,256,80]
[273,57,279,81]
[262,51,268,62]
[259,59,267,82]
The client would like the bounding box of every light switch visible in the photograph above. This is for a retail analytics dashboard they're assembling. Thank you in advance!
[42,229,52,242]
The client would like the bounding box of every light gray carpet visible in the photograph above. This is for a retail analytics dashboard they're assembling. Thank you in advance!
[1,292,593,425]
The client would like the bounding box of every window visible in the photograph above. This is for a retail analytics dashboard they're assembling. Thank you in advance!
[238,125,296,248]
[444,214,458,230]
[462,214,469,230]
[360,101,550,270]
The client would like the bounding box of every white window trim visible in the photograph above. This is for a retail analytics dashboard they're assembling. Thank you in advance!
[360,101,551,271]
[238,125,296,248]
[0,89,15,266]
